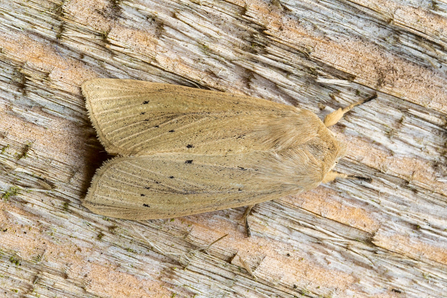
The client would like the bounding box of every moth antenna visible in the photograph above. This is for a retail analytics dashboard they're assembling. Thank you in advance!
[324,93,377,127]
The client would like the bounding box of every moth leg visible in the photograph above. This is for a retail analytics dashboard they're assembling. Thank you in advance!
[242,205,256,237]
[324,93,377,127]
[323,171,372,183]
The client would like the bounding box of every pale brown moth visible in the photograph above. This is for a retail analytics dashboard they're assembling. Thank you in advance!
[82,79,374,234]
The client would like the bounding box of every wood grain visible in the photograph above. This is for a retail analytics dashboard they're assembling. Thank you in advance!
[0,0,446,297]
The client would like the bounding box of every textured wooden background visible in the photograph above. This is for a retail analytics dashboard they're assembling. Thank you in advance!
[0,0,446,297]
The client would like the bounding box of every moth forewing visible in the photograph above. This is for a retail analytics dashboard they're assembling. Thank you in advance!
[82,79,326,156]
[84,149,336,220]
[82,79,350,222]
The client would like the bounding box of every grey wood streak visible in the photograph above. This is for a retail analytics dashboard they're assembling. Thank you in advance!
[0,0,445,297]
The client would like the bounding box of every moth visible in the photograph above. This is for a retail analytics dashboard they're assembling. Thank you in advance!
[82,79,374,233]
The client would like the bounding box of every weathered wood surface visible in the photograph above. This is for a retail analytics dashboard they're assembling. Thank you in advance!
[0,0,446,297]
